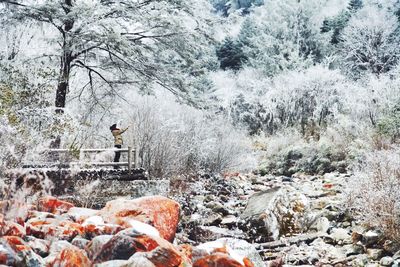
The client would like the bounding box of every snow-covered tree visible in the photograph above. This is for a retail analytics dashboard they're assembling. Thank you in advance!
[210,0,264,16]
[238,0,326,76]
[339,5,400,78]
[0,0,218,114]
[216,37,246,70]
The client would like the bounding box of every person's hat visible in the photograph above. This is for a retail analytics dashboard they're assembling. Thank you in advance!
[110,124,117,131]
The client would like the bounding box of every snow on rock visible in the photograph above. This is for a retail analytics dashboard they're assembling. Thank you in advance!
[126,219,160,237]
[195,238,262,267]
[82,215,104,226]
[101,196,180,242]
[95,259,135,267]
[48,246,91,267]
[37,196,74,214]
[241,186,312,241]
[0,194,255,267]
[85,235,113,260]
[25,236,50,257]
[92,233,155,263]
[0,240,21,266]
[193,252,247,267]
[67,207,98,223]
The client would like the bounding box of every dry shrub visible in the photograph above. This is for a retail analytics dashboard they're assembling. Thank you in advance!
[346,146,400,242]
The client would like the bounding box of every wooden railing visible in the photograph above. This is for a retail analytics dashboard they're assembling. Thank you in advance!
[23,147,139,171]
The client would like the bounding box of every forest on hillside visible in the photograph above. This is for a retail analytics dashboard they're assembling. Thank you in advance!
[1,0,400,261]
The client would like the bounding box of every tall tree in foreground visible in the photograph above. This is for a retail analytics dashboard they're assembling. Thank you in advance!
[0,0,217,114]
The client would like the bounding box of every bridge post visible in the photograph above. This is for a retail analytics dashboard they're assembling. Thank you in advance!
[134,147,139,168]
[128,146,132,173]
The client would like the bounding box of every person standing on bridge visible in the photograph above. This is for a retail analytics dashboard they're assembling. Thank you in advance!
[110,124,129,169]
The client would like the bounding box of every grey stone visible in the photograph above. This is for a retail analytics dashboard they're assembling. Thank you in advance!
[352,254,369,266]
[394,250,400,260]
[241,186,311,240]
[95,260,130,267]
[202,213,223,226]
[241,187,281,219]
[342,244,365,256]
[330,228,351,244]
[20,249,46,267]
[363,230,383,247]
[311,216,330,233]
[380,256,394,266]
[71,237,89,250]
[220,215,238,226]
[366,248,384,260]
[205,201,229,215]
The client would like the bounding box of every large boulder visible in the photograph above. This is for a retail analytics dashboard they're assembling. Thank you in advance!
[92,230,161,263]
[241,186,312,241]
[26,217,84,241]
[101,196,180,242]
[48,247,91,267]
[196,238,263,267]
[194,239,259,267]
[193,252,245,267]
[85,235,113,260]
[0,240,22,266]
[38,196,74,214]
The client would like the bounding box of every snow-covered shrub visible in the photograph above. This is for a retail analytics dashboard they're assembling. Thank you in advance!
[346,147,400,243]
[258,129,348,176]
[0,116,54,220]
[216,66,348,135]
[339,5,400,78]
[0,117,25,175]
[121,93,256,178]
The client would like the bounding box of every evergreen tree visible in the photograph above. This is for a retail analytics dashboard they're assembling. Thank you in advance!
[348,0,363,13]
[216,38,246,70]
[321,19,333,33]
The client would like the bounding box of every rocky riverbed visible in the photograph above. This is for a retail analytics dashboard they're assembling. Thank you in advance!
[173,172,400,266]
[0,171,399,266]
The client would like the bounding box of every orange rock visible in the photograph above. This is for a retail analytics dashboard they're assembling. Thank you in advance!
[26,218,83,241]
[85,235,113,261]
[193,253,244,267]
[2,236,30,252]
[243,257,255,267]
[92,234,142,263]
[102,196,180,242]
[178,244,193,264]
[67,207,98,224]
[93,232,161,263]
[0,241,21,266]
[1,221,26,237]
[83,223,123,238]
[25,236,50,257]
[213,246,229,254]
[49,247,91,267]
[38,196,74,214]
[59,221,84,236]
[145,246,183,267]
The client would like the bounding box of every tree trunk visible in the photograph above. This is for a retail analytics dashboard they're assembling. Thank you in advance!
[55,53,72,114]
[52,0,74,149]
